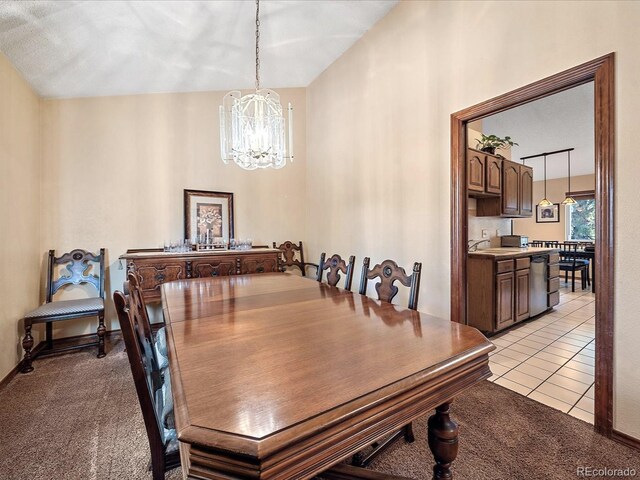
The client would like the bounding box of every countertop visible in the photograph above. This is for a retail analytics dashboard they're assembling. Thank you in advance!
[467,246,558,259]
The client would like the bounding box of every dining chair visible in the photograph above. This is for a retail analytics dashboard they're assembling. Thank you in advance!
[114,289,179,480]
[273,240,318,276]
[354,257,422,467]
[558,243,590,292]
[128,273,169,368]
[529,240,545,247]
[21,248,106,373]
[316,253,356,290]
[359,258,422,311]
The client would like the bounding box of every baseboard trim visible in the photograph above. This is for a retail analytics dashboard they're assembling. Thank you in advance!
[0,341,48,391]
[612,429,640,451]
[0,329,121,391]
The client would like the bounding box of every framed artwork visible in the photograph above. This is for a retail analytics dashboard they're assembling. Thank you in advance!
[184,190,234,242]
[536,203,560,223]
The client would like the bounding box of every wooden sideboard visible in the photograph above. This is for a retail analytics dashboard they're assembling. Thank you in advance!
[120,248,281,302]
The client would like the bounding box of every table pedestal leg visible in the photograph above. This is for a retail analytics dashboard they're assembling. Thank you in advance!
[428,402,459,480]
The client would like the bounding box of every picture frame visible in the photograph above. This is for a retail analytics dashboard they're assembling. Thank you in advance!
[184,190,234,243]
[536,203,560,223]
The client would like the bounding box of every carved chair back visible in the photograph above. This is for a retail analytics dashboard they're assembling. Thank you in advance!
[273,241,307,275]
[46,248,105,302]
[113,290,167,477]
[359,258,422,310]
[127,273,154,340]
[316,253,356,290]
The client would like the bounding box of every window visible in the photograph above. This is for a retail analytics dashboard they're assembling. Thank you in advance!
[567,190,595,241]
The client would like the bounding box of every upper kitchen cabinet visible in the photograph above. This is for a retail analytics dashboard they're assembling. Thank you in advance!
[519,164,533,216]
[475,159,533,218]
[467,148,501,197]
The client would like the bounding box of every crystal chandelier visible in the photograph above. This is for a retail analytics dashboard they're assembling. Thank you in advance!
[219,0,293,170]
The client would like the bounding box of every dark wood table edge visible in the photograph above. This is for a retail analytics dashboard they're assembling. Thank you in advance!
[180,354,491,479]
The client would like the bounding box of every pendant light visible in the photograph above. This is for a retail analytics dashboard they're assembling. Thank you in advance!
[561,150,577,205]
[219,0,293,170]
[538,154,553,207]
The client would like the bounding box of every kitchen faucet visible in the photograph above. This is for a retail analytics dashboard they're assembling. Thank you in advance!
[468,239,490,252]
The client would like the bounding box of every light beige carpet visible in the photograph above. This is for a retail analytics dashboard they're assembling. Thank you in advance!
[1,335,638,480]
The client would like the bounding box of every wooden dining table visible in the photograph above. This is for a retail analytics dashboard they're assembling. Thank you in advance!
[161,273,494,480]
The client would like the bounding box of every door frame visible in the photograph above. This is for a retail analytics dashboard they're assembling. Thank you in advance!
[450,53,614,436]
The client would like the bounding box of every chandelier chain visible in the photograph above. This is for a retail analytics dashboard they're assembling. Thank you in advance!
[255,0,260,91]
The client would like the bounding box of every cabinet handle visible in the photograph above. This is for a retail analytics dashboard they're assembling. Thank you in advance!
[154,273,165,282]
[257,266,265,273]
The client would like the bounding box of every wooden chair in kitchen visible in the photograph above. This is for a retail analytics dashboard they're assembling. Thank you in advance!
[273,240,318,276]
[316,253,356,290]
[114,288,179,480]
[353,257,422,467]
[558,242,590,292]
[21,248,106,373]
[530,240,545,247]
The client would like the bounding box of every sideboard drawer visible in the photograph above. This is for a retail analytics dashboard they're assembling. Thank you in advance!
[135,262,186,300]
[238,254,279,275]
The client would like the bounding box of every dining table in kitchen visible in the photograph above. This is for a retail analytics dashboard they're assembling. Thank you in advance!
[161,273,494,480]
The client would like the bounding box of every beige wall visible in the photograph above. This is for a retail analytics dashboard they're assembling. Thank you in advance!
[0,52,41,379]
[40,88,307,336]
[306,1,640,438]
[513,174,595,240]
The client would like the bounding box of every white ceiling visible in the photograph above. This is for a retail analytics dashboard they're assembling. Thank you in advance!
[480,82,595,181]
[0,0,397,98]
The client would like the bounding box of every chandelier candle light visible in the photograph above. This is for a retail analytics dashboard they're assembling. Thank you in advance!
[219,0,293,170]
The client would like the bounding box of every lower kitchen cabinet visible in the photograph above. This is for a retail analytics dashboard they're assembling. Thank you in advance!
[515,268,531,321]
[548,252,560,307]
[495,271,515,330]
[467,250,557,335]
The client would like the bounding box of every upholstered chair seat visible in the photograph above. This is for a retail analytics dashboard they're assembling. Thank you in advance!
[24,298,104,319]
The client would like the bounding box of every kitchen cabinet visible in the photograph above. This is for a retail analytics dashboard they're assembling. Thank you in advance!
[120,248,281,302]
[548,252,560,307]
[467,249,557,335]
[467,148,501,197]
[515,268,531,321]
[501,160,520,215]
[519,165,534,216]
[475,159,533,218]
[495,271,515,330]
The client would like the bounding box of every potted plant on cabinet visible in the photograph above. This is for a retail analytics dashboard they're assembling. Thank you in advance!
[475,134,518,155]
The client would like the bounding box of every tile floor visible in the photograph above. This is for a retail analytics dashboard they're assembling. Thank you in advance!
[487,282,595,423]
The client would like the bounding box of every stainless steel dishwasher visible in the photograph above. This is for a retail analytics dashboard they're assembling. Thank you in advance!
[529,255,548,317]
